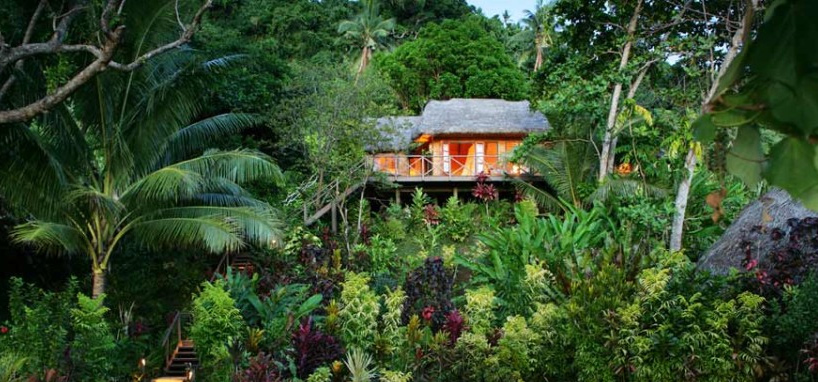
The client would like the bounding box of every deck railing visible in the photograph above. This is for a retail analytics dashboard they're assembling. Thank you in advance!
[368,154,527,180]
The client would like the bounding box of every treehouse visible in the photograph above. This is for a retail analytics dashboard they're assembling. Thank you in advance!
[367,98,550,201]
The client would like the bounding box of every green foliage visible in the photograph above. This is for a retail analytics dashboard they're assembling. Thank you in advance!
[306,366,332,382]
[696,0,818,210]
[769,273,818,369]
[494,316,538,380]
[190,280,247,379]
[345,347,377,382]
[380,287,407,360]
[380,369,412,382]
[439,196,477,242]
[366,235,399,274]
[459,201,610,316]
[0,353,26,382]
[339,273,381,350]
[463,286,496,335]
[70,294,116,381]
[249,284,323,347]
[1,277,77,375]
[376,16,528,111]
[0,22,284,296]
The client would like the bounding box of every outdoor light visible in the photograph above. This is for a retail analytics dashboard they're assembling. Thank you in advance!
[186,369,194,382]
[139,358,146,368]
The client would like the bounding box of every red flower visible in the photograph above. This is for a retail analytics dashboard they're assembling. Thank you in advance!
[744,259,758,271]
[422,306,435,322]
[0,326,8,334]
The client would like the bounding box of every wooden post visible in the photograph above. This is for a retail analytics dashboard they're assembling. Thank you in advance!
[331,202,337,234]
[453,187,459,199]
[395,189,401,204]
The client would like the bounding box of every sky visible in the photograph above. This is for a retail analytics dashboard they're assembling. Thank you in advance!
[467,0,535,23]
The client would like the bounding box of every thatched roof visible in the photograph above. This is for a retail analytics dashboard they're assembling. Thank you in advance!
[697,188,818,275]
[370,117,421,152]
[369,99,549,153]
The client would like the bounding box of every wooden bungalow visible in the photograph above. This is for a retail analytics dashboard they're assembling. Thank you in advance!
[367,98,550,201]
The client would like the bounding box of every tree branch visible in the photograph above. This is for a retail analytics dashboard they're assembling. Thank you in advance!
[0,0,214,124]
[0,0,49,103]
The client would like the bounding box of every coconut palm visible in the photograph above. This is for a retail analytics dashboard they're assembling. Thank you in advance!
[338,0,396,80]
[0,2,283,299]
[512,0,554,72]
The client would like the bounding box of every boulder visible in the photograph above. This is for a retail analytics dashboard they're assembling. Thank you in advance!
[697,188,818,275]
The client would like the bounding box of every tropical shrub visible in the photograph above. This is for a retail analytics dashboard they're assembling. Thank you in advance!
[70,294,116,381]
[379,287,407,360]
[249,285,323,348]
[365,235,398,274]
[305,366,331,382]
[402,257,454,330]
[344,348,377,382]
[0,278,76,376]
[190,280,247,380]
[0,353,27,382]
[291,318,344,378]
[339,273,381,350]
[236,352,280,382]
[463,286,496,335]
[439,196,476,242]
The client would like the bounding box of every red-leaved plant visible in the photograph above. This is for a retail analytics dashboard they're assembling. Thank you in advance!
[291,317,344,378]
[442,310,467,345]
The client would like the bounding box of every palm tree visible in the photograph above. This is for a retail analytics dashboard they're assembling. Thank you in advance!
[513,0,554,72]
[338,0,396,80]
[514,139,665,213]
[0,3,283,299]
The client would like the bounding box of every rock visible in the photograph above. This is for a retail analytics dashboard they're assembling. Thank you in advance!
[697,188,818,275]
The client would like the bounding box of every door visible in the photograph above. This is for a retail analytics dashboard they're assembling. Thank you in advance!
[475,142,485,174]
[442,142,451,174]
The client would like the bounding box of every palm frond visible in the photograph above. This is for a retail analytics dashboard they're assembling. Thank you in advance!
[160,113,260,165]
[588,178,668,203]
[172,149,284,186]
[11,221,89,254]
[0,123,70,218]
[64,185,126,221]
[512,177,569,213]
[139,205,282,245]
[127,216,244,253]
[120,167,206,205]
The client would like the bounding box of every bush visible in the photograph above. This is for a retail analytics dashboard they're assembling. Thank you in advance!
[1,278,77,376]
[339,273,380,350]
[70,294,116,381]
[190,280,247,380]
[402,257,454,331]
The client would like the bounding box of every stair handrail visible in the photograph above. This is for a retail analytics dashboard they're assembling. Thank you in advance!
[159,250,231,370]
[160,311,192,368]
[300,158,370,224]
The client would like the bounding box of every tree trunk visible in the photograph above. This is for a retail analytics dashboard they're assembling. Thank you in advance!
[670,148,696,252]
[534,44,543,72]
[599,0,643,181]
[668,0,757,251]
[356,46,371,82]
[92,268,106,299]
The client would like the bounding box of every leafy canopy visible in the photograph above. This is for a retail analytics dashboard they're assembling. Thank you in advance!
[376,15,528,112]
